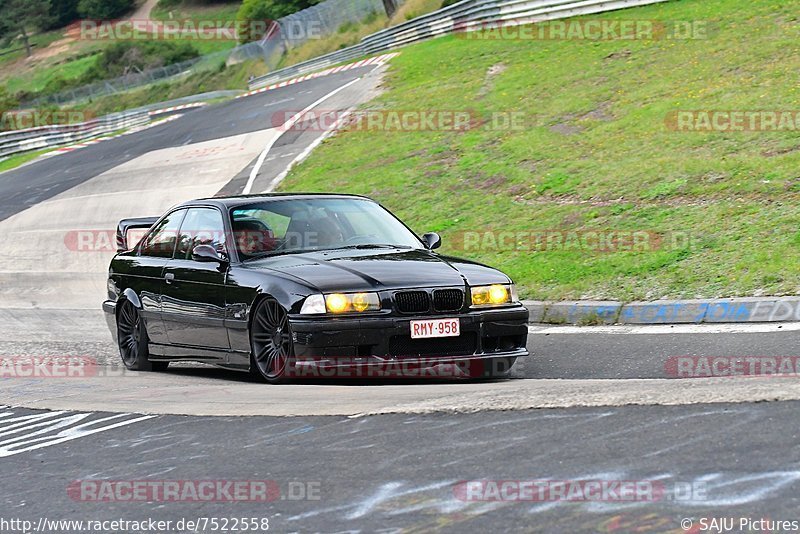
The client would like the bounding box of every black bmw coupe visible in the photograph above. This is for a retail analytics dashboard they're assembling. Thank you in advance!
[103,194,529,383]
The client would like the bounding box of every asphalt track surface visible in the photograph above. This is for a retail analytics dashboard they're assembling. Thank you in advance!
[1,403,799,533]
[2,60,800,532]
[0,66,377,222]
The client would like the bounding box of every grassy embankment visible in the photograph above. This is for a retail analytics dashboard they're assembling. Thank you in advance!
[278,0,800,301]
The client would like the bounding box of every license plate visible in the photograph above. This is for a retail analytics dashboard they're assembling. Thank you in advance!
[410,318,460,339]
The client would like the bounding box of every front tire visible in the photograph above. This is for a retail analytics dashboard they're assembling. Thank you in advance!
[117,300,168,372]
[249,297,294,384]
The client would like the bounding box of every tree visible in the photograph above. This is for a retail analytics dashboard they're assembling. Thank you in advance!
[0,0,53,57]
[382,0,397,18]
[76,0,134,20]
[236,0,323,43]
[46,0,80,30]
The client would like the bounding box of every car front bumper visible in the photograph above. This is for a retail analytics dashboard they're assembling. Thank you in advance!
[287,305,529,377]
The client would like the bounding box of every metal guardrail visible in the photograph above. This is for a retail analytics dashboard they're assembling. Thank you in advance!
[249,0,670,89]
[0,111,149,159]
[0,89,248,160]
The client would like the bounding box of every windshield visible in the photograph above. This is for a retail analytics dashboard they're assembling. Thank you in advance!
[230,198,424,260]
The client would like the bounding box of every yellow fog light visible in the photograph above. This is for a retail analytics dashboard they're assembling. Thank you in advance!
[326,293,349,313]
[489,284,509,304]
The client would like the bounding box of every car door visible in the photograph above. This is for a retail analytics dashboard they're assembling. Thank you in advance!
[161,207,230,353]
[130,208,187,346]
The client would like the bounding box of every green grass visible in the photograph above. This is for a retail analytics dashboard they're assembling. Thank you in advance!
[151,1,242,54]
[0,149,55,173]
[73,58,261,116]
[0,1,240,100]
[3,53,101,94]
[279,0,444,68]
[278,0,800,301]
[0,30,65,67]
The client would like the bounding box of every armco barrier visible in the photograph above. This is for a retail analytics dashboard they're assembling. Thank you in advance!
[249,0,671,89]
[0,111,149,159]
[0,90,245,160]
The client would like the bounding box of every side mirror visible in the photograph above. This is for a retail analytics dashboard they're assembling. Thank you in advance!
[422,232,442,250]
[192,244,227,263]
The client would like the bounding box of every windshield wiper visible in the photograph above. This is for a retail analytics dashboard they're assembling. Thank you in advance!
[243,244,413,261]
[243,249,311,261]
[334,244,413,250]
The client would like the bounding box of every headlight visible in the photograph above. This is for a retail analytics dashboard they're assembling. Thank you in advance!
[299,294,326,314]
[300,293,382,314]
[470,284,517,307]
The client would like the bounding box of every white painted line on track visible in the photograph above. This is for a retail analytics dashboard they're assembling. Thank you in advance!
[242,78,361,195]
[0,409,156,457]
[262,107,355,193]
[528,322,800,335]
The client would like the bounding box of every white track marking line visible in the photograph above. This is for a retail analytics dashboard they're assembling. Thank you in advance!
[528,322,800,335]
[262,107,354,193]
[242,77,361,195]
[0,410,156,457]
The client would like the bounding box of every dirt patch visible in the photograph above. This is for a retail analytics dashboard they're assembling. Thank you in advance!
[519,159,542,173]
[551,101,615,135]
[605,49,632,60]
[515,193,800,208]
[507,184,530,198]
[478,63,507,99]
[449,171,507,192]
[28,36,75,63]
[701,171,728,183]
[762,145,800,157]
[549,123,584,135]
[581,101,614,122]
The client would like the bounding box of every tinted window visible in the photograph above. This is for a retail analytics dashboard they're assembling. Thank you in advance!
[139,210,185,258]
[231,198,424,259]
[175,208,228,260]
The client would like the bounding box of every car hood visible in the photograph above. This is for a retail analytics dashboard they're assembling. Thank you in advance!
[242,248,511,292]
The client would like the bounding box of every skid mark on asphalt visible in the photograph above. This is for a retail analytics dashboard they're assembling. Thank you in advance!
[0,409,155,458]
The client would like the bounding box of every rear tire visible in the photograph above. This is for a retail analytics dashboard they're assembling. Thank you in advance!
[249,297,294,384]
[117,300,166,372]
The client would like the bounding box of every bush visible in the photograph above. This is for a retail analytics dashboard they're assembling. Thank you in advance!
[79,41,200,82]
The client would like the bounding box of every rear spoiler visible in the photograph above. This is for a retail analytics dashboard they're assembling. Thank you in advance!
[116,217,159,252]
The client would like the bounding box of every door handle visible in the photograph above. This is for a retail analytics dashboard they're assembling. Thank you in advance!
[165,273,175,284]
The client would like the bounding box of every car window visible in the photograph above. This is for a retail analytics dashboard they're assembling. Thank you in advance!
[175,208,227,260]
[231,198,424,259]
[139,210,186,258]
